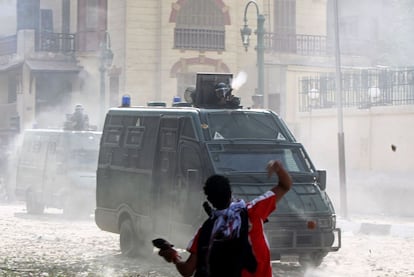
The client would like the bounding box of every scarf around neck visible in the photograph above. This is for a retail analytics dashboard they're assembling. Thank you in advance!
[211,199,246,240]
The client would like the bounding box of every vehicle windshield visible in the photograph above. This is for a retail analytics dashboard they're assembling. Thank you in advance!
[205,111,291,141]
[209,144,313,174]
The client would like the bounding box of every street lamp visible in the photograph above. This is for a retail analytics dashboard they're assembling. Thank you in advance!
[99,31,114,129]
[333,0,347,218]
[240,1,266,108]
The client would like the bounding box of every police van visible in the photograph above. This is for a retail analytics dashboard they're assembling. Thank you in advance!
[15,128,101,216]
[95,73,341,266]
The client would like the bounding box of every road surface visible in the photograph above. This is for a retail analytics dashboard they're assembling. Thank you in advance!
[0,202,413,277]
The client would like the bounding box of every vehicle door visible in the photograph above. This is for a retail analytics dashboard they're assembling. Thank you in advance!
[153,115,205,243]
[16,131,47,197]
[175,116,205,228]
[41,132,61,203]
[153,116,180,237]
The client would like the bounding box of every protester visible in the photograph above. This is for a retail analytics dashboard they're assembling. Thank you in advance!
[157,160,292,277]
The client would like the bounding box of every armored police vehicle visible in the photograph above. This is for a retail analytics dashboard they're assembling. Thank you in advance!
[95,73,340,266]
[15,128,101,216]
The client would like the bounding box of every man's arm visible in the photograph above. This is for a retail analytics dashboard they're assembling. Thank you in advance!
[175,253,197,277]
[267,160,292,203]
[158,248,197,277]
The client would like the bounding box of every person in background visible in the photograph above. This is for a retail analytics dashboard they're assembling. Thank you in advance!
[69,104,89,131]
[157,160,292,277]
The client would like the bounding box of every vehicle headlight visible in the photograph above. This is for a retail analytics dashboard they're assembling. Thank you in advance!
[318,216,334,229]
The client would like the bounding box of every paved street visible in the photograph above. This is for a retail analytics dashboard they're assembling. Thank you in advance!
[1,202,414,277]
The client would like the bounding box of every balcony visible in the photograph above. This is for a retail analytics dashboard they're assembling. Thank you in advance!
[0,32,76,58]
[265,33,328,56]
[38,31,76,53]
[264,33,377,58]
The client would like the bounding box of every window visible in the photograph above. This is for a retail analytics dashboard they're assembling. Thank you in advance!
[273,0,296,52]
[31,138,42,153]
[86,0,99,29]
[274,0,296,34]
[161,129,177,151]
[103,124,123,146]
[174,0,225,51]
[206,111,287,140]
[40,9,53,32]
[340,16,359,39]
[138,116,159,169]
[124,126,145,148]
[77,0,107,51]
[181,117,197,140]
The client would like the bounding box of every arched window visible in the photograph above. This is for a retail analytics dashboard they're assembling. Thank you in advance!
[174,0,226,51]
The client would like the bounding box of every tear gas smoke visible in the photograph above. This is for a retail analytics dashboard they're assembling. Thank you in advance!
[231,71,247,91]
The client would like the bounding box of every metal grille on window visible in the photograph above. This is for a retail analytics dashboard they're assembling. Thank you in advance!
[174,0,225,51]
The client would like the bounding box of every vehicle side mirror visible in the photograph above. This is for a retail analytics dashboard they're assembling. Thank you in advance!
[316,170,327,191]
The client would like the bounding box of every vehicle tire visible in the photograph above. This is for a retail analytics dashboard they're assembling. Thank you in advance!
[120,218,139,257]
[26,189,44,214]
[299,251,327,268]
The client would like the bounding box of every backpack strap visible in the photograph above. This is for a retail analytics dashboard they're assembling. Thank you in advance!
[240,208,257,273]
[195,218,214,277]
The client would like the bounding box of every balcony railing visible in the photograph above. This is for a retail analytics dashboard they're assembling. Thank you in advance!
[264,33,379,57]
[174,28,225,51]
[299,68,414,111]
[265,33,328,56]
[38,32,76,53]
[0,35,17,56]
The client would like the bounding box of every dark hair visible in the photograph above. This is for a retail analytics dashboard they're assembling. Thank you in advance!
[203,175,232,210]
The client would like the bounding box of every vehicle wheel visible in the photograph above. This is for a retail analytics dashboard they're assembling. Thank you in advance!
[299,252,327,268]
[120,218,139,257]
[26,189,44,214]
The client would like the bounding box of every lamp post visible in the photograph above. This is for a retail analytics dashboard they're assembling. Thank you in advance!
[99,32,114,129]
[240,1,266,108]
[333,0,347,218]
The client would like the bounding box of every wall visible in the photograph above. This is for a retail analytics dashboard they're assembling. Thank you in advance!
[295,105,414,215]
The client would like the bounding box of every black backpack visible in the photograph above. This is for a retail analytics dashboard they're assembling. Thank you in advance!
[195,208,257,277]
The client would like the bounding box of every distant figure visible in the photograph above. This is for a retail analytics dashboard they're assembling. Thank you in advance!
[68,104,89,131]
[184,86,196,104]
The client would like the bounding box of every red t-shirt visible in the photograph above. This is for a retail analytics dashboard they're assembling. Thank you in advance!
[187,191,277,277]
[242,191,276,277]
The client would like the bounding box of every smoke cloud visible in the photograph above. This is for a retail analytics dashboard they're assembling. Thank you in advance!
[231,71,248,91]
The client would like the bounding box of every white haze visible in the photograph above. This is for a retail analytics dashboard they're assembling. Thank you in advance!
[0,1,16,35]
[231,70,248,91]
